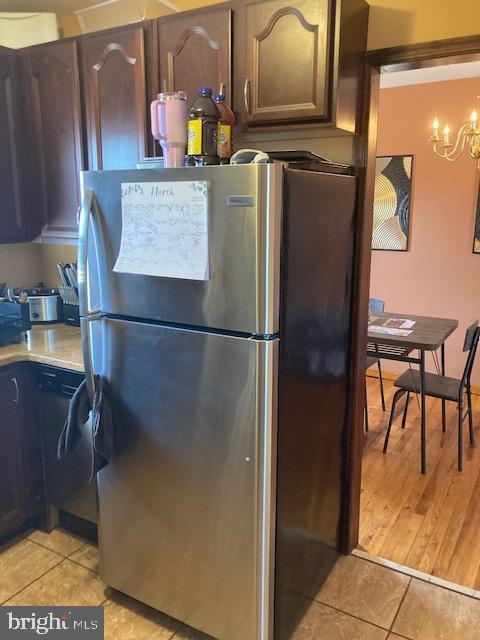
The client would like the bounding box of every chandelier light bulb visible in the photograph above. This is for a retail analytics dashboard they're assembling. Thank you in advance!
[443,124,450,144]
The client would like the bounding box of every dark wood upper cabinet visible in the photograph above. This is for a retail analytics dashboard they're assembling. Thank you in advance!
[157,5,232,112]
[0,48,32,243]
[244,0,331,124]
[234,0,368,131]
[81,25,148,170]
[0,2,367,245]
[26,40,84,237]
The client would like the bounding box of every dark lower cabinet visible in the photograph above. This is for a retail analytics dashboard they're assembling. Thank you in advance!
[0,47,32,242]
[0,364,44,539]
[157,5,232,112]
[81,24,148,170]
[25,40,85,237]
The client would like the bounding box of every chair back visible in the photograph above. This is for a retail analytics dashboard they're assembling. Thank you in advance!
[461,320,480,388]
[369,298,385,315]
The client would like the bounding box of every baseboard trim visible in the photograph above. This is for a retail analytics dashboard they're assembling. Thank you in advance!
[352,548,480,600]
[366,368,480,396]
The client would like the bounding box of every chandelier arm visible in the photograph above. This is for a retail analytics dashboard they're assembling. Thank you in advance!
[445,124,470,159]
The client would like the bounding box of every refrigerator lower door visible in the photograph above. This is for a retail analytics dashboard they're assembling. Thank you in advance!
[93,317,278,640]
[80,164,281,335]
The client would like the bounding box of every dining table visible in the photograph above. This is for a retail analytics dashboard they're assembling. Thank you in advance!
[367,312,459,473]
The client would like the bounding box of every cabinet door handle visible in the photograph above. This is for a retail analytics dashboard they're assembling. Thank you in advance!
[11,377,19,404]
[244,79,251,114]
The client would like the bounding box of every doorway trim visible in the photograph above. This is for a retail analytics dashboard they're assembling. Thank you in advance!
[342,33,480,554]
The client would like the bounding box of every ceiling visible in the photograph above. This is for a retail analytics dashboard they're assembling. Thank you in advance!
[0,1,109,16]
[381,61,480,88]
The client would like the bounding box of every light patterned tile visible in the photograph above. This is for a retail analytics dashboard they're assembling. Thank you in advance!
[292,599,388,640]
[28,528,86,557]
[6,559,107,606]
[393,578,480,640]
[103,591,182,640]
[0,537,62,603]
[70,543,100,573]
[316,555,410,628]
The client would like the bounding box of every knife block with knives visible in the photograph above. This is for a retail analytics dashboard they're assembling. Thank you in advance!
[57,262,80,327]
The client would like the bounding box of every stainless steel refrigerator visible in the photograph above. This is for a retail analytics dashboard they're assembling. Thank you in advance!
[78,163,356,640]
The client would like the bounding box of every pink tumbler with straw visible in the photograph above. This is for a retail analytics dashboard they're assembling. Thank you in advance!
[150,91,187,167]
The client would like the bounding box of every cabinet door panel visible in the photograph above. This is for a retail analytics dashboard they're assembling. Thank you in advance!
[0,370,25,536]
[82,26,147,170]
[0,49,28,242]
[157,7,231,111]
[0,365,43,539]
[28,41,84,236]
[244,0,331,124]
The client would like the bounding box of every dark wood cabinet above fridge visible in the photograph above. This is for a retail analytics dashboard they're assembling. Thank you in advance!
[80,24,149,171]
[0,0,367,244]
[233,0,368,130]
[156,4,232,113]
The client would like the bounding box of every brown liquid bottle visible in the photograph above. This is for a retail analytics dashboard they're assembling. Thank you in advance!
[213,94,235,164]
[187,87,220,165]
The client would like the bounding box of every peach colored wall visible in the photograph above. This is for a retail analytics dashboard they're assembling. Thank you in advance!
[370,77,480,385]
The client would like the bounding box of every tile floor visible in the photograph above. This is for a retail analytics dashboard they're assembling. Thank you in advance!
[2,527,480,639]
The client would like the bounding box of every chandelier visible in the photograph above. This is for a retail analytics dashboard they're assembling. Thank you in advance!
[429,108,480,167]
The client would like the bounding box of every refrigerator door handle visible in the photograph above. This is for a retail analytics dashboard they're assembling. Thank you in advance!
[81,314,102,401]
[78,188,108,318]
[78,187,108,401]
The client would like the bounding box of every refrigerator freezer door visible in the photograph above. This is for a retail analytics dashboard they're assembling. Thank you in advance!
[80,164,282,335]
[93,317,277,640]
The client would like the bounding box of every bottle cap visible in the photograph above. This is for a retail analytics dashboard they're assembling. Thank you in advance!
[213,94,226,102]
[199,87,213,96]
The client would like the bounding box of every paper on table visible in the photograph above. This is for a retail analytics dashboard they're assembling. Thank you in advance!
[114,181,210,280]
[369,326,413,337]
[382,318,416,329]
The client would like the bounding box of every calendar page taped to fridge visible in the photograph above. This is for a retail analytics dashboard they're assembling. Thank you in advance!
[113,181,210,280]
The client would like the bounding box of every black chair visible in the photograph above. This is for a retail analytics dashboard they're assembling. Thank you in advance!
[365,299,386,423]
[383,320,480,471]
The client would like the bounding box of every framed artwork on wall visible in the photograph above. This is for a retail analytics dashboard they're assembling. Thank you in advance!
[473,185,480,254]
[372,155,413,251]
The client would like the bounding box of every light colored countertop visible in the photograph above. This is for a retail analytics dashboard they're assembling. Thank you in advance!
[0,324,84,372]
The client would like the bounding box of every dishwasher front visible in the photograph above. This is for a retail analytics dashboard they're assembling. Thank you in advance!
[37,364,97,525]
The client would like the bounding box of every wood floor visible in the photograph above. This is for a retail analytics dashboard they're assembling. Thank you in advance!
[359,374,480,590]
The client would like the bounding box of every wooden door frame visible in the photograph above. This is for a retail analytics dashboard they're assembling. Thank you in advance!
[342,34,480,554]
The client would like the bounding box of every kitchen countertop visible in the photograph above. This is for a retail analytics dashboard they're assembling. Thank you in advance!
[0,324,84,372]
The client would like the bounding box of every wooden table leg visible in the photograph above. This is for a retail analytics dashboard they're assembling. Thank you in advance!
[420,350,427,474]
[441,343,446,432]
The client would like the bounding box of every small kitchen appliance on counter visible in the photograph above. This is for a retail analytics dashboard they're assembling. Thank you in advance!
[0,300,31,346]
[18,284,64,323]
